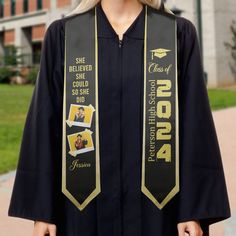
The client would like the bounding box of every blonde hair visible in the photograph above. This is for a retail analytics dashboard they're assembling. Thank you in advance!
[66,0,164,16]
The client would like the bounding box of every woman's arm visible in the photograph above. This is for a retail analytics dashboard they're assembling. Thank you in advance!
[8,18,64,226]
[33,221,56,236]
[177,221,203,236]
[176,16,231,234]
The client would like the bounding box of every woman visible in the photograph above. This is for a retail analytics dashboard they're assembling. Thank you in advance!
[8,0,230,236]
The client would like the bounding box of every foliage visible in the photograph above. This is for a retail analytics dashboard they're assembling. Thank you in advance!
[26,67,39,84]
[4,45,17,66]
[224,20,236,80]
[0,67,15,83]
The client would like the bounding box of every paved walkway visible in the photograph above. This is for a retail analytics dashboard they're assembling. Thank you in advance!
[210,107,236,236]
[0,107,236,236]
[0,170,33,235]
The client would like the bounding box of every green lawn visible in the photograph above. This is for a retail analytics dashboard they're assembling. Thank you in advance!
[208,88,236,110]
[0,84,34,174]
[0,85,236,175]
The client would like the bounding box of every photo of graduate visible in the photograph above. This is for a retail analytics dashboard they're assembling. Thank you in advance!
[74,133,88,150]
[74,107,85,122]
[66,104,95,128]
[67,129,94,157]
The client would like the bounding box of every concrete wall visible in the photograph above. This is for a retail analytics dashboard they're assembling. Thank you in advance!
[166,0,197,24]
[201,0,218,87]
[214,0,236,86]
[166,0,236,88]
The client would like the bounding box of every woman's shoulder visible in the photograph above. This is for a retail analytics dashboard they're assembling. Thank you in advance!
[46,11,198,45]
[44,14,79,39]
[175,15,198,41]
[159,3,198,39]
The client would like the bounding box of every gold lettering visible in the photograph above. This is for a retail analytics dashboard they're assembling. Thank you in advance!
[69,159,91,171]
[76,57,85,64]
[156,144,171,162]
[148,63,172,75]
[156,122,171,140]
[73,81,89,88]
[76,73,86,80]
[76,96,85,103]
[80,88,89,95]
[157,101,171,119]
[157,80,172,97]
[72,89,79,96]
[69,65,92,72]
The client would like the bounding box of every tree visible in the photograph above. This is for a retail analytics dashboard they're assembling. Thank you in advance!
[224,20,236,81]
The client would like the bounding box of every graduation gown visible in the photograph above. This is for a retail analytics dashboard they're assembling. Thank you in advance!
[8,2,231,236]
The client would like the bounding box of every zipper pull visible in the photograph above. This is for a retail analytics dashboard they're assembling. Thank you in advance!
[119,39,123,48]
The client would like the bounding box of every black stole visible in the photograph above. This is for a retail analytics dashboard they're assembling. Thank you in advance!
[62,4,179,211]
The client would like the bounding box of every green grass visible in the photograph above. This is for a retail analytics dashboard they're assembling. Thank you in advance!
[0,85,236,175]
[208,88,236,110]
[0,84,34,174]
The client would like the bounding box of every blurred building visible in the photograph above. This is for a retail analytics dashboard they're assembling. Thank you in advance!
[0,0,79,66]
[166,0,236,87]
[0,0,236,87]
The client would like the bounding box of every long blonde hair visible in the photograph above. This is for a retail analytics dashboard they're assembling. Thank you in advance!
[66,0,164,16]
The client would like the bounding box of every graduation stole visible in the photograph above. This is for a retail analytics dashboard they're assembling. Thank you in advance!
[62,4,179,211]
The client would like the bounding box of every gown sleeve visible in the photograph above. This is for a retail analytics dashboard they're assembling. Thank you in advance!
[177,18,231,227]
[8,19,63,224]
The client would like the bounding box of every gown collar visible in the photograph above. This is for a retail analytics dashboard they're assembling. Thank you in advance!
[96,1,145,40]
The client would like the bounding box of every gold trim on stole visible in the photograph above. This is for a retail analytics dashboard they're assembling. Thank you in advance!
[62,4,178,211]
[62,7,101,211]
[141,5,179,210]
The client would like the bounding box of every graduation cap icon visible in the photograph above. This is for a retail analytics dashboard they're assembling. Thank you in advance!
[150,48,171,59]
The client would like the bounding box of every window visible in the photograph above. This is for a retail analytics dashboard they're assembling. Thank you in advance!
[37,0,42,10]
[32,42,42,64]
[23,0,28,13]
[0,0,3,18]
[4,45,17,66]
[11,0,16,16]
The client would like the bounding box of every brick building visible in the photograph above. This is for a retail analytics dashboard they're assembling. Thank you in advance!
[0,0,236,87]
[0,0,79,66]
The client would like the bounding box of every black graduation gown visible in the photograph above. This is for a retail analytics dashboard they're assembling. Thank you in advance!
[8,2,231,236]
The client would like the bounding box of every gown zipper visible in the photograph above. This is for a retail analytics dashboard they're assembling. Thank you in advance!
[119,39,123,48]
[118,36,124,235]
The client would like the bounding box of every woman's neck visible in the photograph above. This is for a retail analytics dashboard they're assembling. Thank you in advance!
[100,0,144,39]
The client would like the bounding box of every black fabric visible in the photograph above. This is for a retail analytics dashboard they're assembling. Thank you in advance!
[8,2,231,236]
